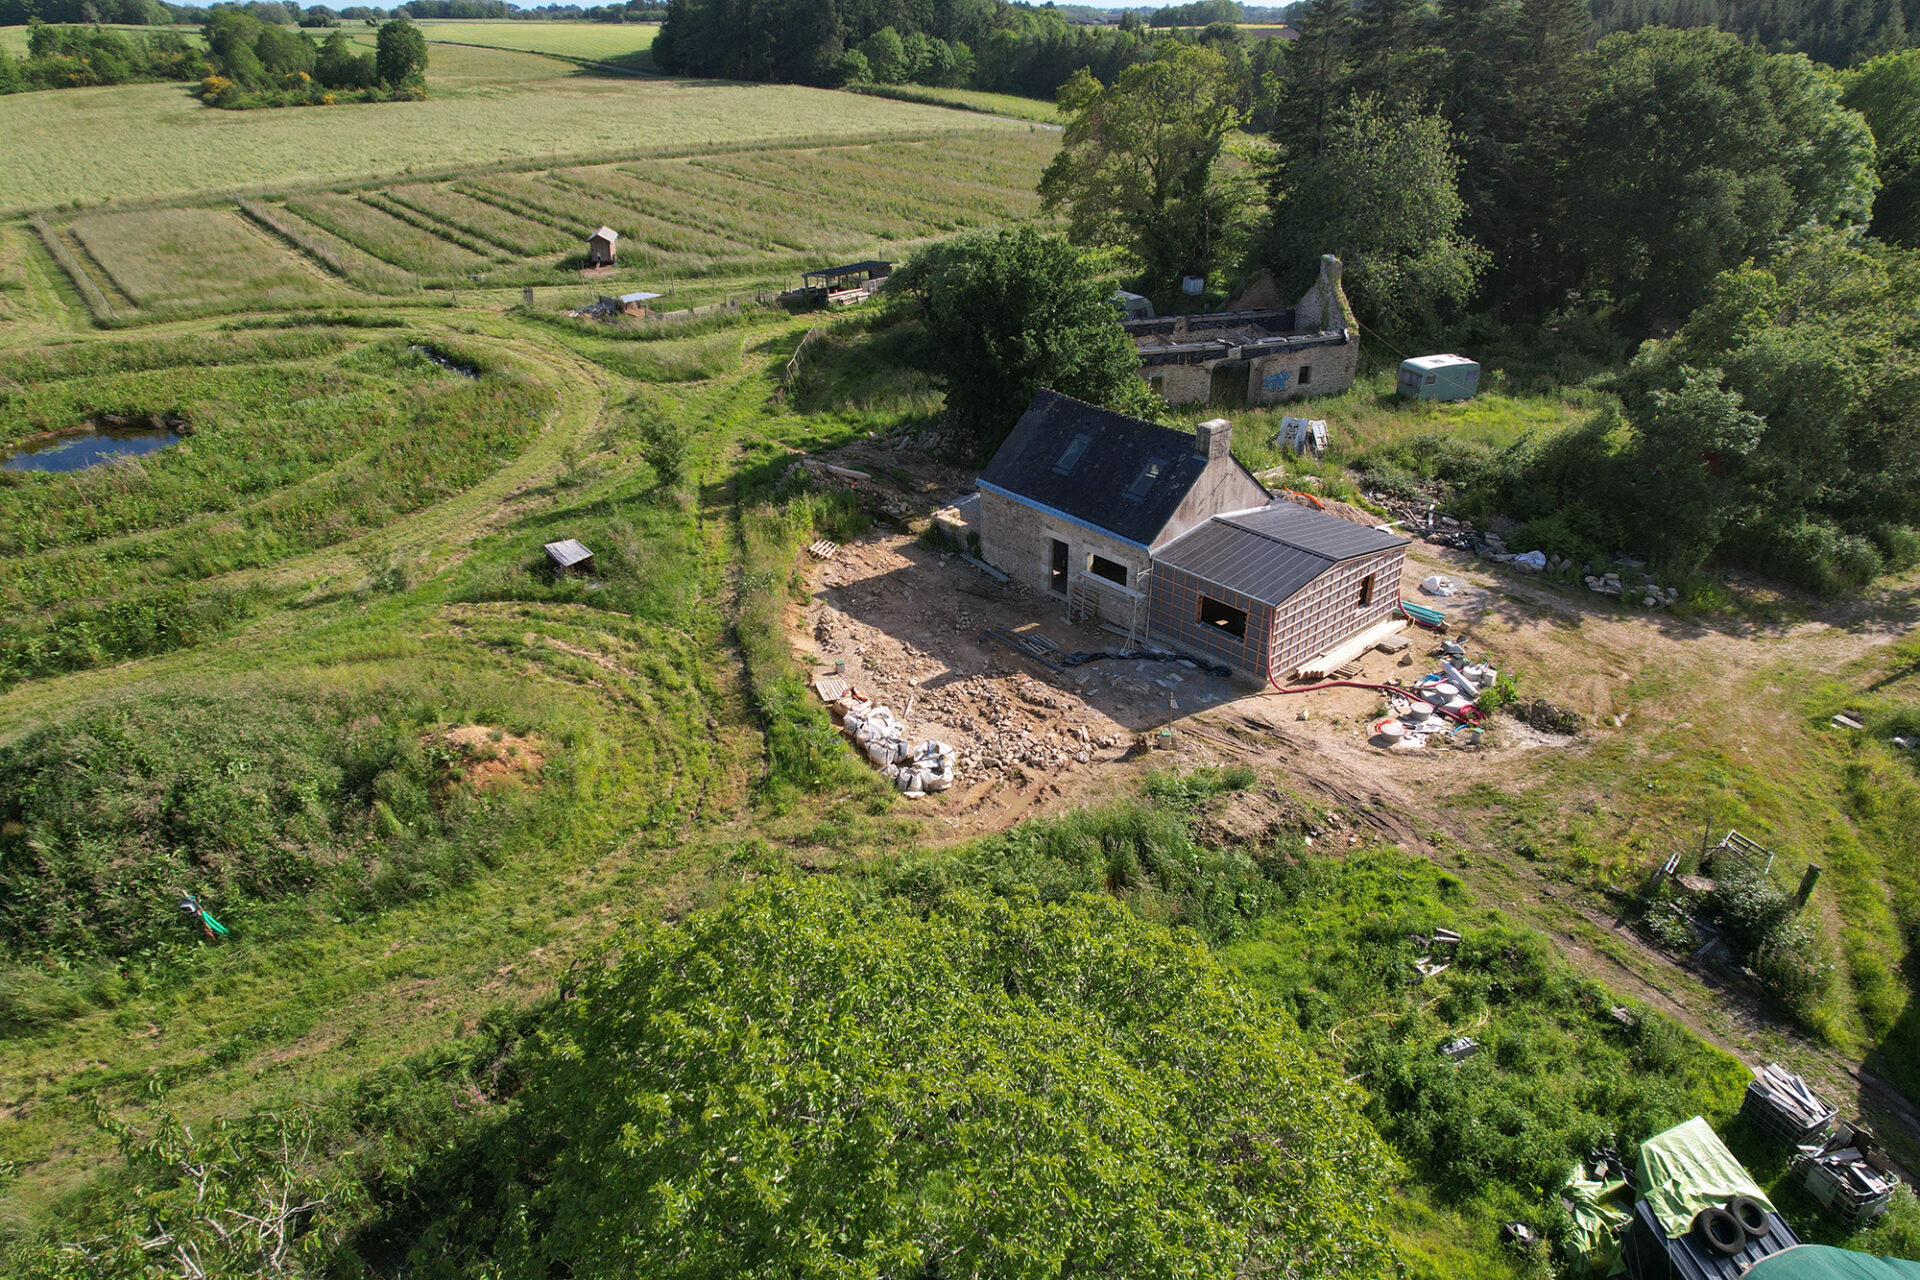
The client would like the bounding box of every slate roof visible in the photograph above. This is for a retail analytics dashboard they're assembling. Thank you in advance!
[1154,502,1408,605]
[978,391,1230,547]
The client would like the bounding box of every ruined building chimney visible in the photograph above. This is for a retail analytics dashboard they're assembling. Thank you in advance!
[1195,418,1232,460]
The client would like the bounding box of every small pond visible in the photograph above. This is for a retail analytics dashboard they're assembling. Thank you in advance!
[411,345,479,379]
[3,422,183,473]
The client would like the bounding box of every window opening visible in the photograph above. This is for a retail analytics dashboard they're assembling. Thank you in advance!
[1198,596,1247,638]
[1088,554,1127,586]
[1357,574,1375,608]
[1124,458,1166,501]
[1299,364,1312,386]
[1053,433,1093,475]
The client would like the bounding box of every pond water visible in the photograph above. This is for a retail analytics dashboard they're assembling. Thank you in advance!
[411,345,479,378]
[2,423,182,473]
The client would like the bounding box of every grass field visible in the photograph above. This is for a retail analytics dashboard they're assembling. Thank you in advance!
[66,208,337,312]
[0,42,1027,214]
[35,130,1059,311]
[408,18,658,69]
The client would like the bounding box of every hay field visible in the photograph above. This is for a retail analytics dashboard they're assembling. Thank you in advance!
[67,207,337,311]
[409,18,658,68]
[0,22,202,53]
[277,132,1055,286]
[0,43,1026,214]
[43,131,1058,309]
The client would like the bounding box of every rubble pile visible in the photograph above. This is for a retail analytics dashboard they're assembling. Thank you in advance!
[906,674,1121,775]
[785,457,916,523]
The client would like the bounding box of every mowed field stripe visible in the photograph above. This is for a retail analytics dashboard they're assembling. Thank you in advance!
[0,47,1029,215]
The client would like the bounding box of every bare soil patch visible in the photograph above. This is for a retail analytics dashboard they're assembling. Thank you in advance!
[435,724,545,790]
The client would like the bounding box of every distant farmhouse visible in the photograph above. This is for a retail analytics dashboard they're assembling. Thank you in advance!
[1123,255,1358,405]
[977,391,1407,685]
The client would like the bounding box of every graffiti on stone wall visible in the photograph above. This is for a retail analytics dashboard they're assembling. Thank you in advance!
[1261,369,1291,393]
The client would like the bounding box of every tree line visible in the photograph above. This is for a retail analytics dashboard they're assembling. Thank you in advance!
[196,8,425,104]
[0,21,199,91]
[653,0,1913,97]
[0,0,653,27]
[1024,21,1918,595]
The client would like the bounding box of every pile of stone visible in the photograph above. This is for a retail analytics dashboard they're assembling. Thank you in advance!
[1583,569,1681,608]
[907,675,1118,776]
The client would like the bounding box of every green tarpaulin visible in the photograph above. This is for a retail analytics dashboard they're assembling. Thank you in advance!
[1563,1162,1635,1277]
[1635,1116,1775,1238]
[1746,1246,1920,1280]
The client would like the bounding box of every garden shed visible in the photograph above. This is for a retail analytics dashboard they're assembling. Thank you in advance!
[1397,353,1480,400]
[544,538,594,576]
[586,226,619,267]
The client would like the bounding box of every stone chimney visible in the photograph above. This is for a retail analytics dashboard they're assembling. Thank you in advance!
[1295,254,1351,333]
[1195,418,1232,460]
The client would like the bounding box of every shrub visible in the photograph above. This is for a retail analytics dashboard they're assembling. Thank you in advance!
[1699,861,1795,956]
[514,882,1401,1280]
[1751,919,1834,1016]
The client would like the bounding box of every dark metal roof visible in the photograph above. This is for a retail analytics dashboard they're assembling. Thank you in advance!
[978,391,1220,547]
[803,260,893,281]
[1152,503,1408,605]
[1626,1200,1799,1280]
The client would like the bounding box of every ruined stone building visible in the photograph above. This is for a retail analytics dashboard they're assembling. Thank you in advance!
[976,390,1407,685]
[1122,255,1359,406]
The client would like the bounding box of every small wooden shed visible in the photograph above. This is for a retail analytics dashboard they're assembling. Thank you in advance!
[544,539,594,576]
[586,226,619,267]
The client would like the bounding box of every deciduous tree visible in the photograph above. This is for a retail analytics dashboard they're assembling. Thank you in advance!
[891,227,1150,447]
[514,881,1402,1280]
[375,15,427,86]
[1266,96,1486,339]
[1038,40,1243,290]
[1567,27,1878,327]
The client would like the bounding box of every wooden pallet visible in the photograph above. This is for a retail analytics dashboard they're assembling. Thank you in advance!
[807,539,839,560]
[1330,660,1365,679]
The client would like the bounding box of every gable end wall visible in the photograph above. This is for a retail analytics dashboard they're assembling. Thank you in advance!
[1265,545,1407,681]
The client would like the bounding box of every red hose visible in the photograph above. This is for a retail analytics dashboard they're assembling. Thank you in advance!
[1263,676,1483,724]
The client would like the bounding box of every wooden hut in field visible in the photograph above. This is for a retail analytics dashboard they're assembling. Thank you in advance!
[544,539,595,577]
[586,226,619,267]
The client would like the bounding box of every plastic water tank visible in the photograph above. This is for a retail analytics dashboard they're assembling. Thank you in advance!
[1181,276,1205,296]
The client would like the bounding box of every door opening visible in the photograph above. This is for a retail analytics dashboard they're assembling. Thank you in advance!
[1049,539,1069,596]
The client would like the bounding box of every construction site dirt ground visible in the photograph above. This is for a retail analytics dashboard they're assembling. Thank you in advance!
[794,527,1586,839]
[785,441,1920,1159]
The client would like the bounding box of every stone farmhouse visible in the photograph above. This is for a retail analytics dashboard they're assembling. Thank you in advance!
[1123,255,1359,405]
[976,391,1408,686]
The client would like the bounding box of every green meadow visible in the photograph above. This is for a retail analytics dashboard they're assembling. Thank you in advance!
[2,30,1918,1278]
[0,42,1024,214]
